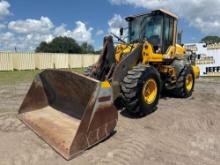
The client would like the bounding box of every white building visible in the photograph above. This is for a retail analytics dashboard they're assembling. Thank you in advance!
[184,43,220,76]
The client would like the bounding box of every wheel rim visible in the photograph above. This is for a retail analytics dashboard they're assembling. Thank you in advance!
[142,79,158,104]
[185,74,193,92]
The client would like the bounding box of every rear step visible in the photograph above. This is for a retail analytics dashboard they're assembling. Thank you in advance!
[18,70,118,160]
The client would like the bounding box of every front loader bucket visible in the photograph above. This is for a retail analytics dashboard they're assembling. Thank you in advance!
[18,70,118,160]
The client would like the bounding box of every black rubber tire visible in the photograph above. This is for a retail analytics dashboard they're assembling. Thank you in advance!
[121,65,161,116]
[170,65,195,98]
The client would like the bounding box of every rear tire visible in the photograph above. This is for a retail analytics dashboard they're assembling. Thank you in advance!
[121,65,161,116]
[170,65,195,98]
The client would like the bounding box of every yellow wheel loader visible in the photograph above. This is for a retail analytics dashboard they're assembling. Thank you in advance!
[18,9,200,160]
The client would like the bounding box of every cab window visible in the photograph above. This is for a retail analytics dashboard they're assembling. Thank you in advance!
[143,15,163,53]
[163,16,174,53]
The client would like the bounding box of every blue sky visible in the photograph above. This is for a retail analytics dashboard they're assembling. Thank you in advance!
[0,0,218,51]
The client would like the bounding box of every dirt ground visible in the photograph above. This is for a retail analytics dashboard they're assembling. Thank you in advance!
[0,78,220,165]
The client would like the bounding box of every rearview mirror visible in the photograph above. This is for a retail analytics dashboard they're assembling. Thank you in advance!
[120,27,123,36]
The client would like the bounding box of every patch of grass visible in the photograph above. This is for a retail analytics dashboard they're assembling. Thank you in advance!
[0,68,84,85]
[68,68,85,73]
[0,70,41,85]
[200,76,220,81]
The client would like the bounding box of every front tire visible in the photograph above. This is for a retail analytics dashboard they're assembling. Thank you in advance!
[121,65,161,116]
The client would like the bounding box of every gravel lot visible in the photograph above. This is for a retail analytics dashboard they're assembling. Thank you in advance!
[0,78,220,165]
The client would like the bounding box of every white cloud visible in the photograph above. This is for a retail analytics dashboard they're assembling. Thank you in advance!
[0,23,6,30]
[0,32,16,50]
[0,0,11,20]
[108,14,127,36]
[0,32,41,51]
[71,21,93,43]
[54,24,67,36]
[0,17,94,51]
[110,0,220,35]
[0,17,55,51]
[0,1,94,51]
[1,31,14,41]
[53,21,93,44]
[96,29,104,36]
[8,16,54,34]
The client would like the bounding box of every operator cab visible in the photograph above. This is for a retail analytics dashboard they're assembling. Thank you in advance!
[125,9,177,54]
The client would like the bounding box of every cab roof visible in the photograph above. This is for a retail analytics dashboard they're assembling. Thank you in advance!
[125,9,178,21]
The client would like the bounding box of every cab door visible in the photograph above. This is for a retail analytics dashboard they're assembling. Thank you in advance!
[162,15,176,55]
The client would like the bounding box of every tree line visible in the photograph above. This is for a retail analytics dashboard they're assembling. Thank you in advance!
[35,36,101,54]
[35,35,220,54]
[201,36,220,44]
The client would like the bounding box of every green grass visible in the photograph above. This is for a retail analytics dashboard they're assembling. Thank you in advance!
[200,76,220,81]
[0,68,84,85]
[1,69,219,86]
